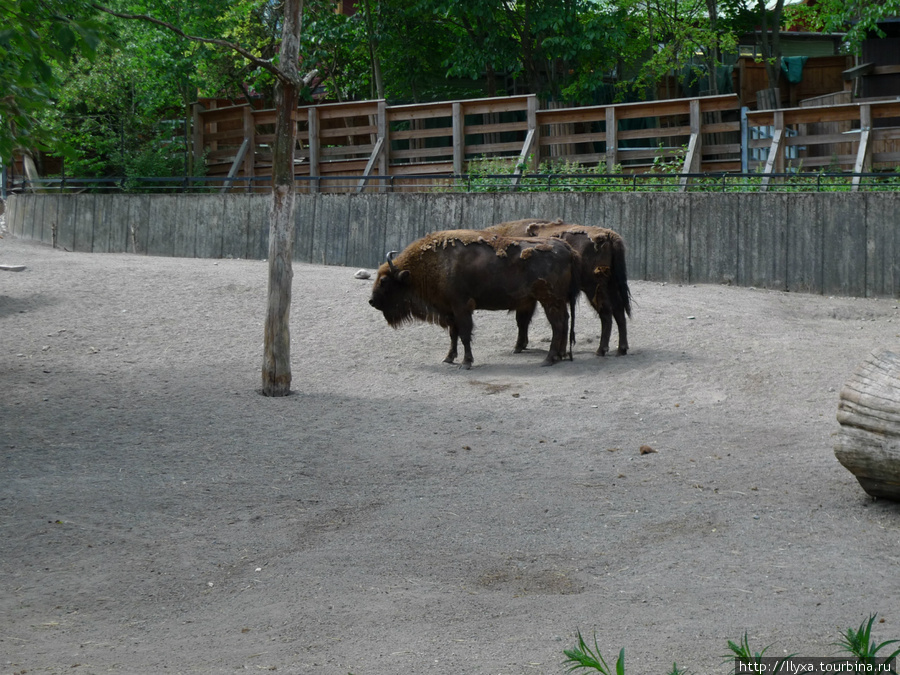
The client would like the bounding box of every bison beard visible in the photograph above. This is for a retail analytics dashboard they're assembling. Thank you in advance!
[369,230,580,369]
[485,218,632,356]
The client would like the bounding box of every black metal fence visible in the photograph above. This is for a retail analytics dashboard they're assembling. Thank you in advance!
[5,171,900,195]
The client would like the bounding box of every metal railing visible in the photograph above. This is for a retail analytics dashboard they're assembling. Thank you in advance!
[6,171,900,195]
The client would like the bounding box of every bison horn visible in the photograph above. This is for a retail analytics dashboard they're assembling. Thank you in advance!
[386,250,399,273]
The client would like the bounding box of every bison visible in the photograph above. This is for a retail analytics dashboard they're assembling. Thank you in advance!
[485,218,632,356]
[368,229,580,369]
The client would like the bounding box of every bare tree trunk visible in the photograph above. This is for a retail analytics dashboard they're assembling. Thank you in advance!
[758,0,785,90]
[261,0,302,397]
[705,0,720,96]
[362,0,384,100]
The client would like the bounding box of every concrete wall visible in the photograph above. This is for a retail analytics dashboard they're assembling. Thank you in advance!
[6,192,898,298]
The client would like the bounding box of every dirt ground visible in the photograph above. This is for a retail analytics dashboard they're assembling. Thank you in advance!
[2,224,900,675]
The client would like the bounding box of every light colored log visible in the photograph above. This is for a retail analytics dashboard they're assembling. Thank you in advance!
[834,349,900,501]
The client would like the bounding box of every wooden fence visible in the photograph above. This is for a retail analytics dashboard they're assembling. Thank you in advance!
[7,191,898,299]
[193,92,900,194]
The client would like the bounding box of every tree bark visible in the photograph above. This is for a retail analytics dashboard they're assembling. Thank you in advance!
[361,0,384,100]
[261,0,302,397]
[834,349,900,501]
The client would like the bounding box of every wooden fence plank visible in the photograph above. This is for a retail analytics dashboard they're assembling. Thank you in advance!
[689,193,739,285]
[246,195,269,260]
[73,194,95,252]
[40,194,60,248]
[736,193,787,290]
[864,193,898,298]
[194,195,225,259]
[323,195,350,266]
[56,196,77,251]
[124,194,151,254]
[459,193,497,231]
[644,193,690,283]
[92,194,112,252]
[310,194,343,264]
[221,194,250,258]
[173,194,197,258]
[147,196,176,257]
[294,193,317,263]
[347,193,386,269]
[821,194,867,297]
[786,193,823,294]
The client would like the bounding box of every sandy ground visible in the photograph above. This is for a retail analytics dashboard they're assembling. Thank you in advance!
[2,228,900,675]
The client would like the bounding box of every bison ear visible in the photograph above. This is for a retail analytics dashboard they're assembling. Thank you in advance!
[397,269,411,283]
[526,223,539,236]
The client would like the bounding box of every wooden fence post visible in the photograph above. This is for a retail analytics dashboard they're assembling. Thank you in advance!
[852,103,872,193]
[760,110,785,193]
[378,100,389,192]
[243,105,255,191]
[527,95,539,171]
[308,106,320,193]
[452,101,464,176]
[680,98,703,191]
[605,106,618,173]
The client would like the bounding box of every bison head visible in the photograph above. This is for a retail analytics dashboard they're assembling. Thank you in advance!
[369,251,416,327]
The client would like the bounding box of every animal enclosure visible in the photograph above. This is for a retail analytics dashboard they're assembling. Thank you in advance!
[6,191,899,299]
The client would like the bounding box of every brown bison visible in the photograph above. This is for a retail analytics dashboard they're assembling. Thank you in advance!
[486,218,632,356]
[368,230,580,369]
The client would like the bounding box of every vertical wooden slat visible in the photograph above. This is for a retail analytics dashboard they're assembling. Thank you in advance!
[452,101,464,176]
[243,105,255,190]
[605,106,618,172]
[308,107,320,193]
[377,100,389,192]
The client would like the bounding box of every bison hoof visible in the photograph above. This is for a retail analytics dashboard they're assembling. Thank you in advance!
[541,355,560,367]
[597,346,608,356]
[617,347,628,355]
[443,355,456,364]
[460,361,473,370]
[514,346,526,354]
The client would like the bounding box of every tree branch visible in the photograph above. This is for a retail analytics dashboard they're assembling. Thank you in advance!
[91,3,295,86]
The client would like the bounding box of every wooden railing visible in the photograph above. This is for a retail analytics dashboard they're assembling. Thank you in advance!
[745,99,900,190]
[191,92,900,194]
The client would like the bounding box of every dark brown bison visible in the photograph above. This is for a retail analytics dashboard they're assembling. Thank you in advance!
[369,230,580,369]
[486,218,631,356]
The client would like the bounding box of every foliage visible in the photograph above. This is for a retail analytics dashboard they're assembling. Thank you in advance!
[0,0,110,162]
[799,0,900,53]
[563,619,900,675]
[563,630,625,675]
[5,0,898,175]
[301,5,370,102]
[723,631,795,673]
[36,40,189,178]
[834,614,900,667]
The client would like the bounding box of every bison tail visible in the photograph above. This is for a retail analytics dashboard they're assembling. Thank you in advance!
[611,240,633,318]
[568,268,579,361]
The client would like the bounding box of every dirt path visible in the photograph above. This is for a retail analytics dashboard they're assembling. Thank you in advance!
[2,235,899,675]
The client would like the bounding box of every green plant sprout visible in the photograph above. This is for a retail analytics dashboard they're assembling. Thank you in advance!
[834,614,900,668]
[563,629,625,675]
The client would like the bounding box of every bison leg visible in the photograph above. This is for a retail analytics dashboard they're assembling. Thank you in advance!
[444,325,459,364]
[514,304,536,353]
[453,307,476,370]
[540,301,569,366]
[596,304,614,356]
[612,305,628,355]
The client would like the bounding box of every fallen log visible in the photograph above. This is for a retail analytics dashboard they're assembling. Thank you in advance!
[834,349,900,501]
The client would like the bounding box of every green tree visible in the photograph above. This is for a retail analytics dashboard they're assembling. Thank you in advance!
[0,0,108,163]
[803,0,900,53]
[94,0,315,396]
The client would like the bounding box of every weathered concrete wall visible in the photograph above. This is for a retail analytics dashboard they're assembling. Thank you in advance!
[6,192,898,297]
